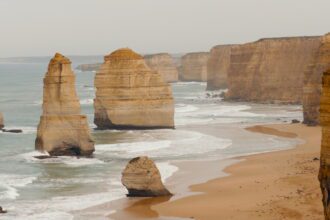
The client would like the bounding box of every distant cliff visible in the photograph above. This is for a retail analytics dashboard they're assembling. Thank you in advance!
[76,63,101,72]
[144,53,178,82]
[180,52,209,82]
[207,45,235,90]
[225,36,321,104]
[303,33,330,125]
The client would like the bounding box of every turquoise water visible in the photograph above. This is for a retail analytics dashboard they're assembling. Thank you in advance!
[0,61,303,219]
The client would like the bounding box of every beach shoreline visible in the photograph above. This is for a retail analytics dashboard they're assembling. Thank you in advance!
[106,123,323,220]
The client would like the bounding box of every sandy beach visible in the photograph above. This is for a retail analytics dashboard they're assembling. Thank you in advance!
[110,123,323,220]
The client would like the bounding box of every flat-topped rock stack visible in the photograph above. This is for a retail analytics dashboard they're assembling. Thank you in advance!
[0,113,4,129]
[121,156,172,197]
[180,52,209,82]
[94,48,175,129]
[207,45,235,90]
[225,36,321,104]
[319,68,330,219]
[144,53,178,82]
[303,33,330,126]
[35,53,95,156]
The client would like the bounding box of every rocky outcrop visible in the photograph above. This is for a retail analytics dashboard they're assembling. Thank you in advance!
[76,63,101,72]
[35,53,95,156]
[207,45,235,90]
[180,52,209,81]
[144,53,178,82]
[303,33,330,126]
[121,156,172,197]
[225,36,321,104]
[0,113,4,129]
[319,68,330,219]
[94,48,175,129]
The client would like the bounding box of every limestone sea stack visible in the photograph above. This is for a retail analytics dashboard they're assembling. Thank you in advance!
[303,33,330,126]
[319,68,330,219]
[144,53,179,82]
[121,156,172,197]
[94,48,174,129]
[35,53,95,156]
[180,52,209,82]
[225,36,321,104]
[206,45,235,90]
[0,113,4,129]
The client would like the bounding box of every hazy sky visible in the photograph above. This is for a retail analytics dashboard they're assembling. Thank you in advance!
[0,0,329,57]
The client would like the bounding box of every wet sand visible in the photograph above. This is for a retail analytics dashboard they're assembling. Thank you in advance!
[111,123,323,220]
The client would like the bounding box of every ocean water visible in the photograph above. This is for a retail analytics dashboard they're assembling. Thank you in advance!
[0,61,303,219]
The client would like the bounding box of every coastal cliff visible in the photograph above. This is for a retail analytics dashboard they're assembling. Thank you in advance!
[144,53,178,82]
[76,63,101,72]
[180,52,209,82]
[225,36,321,104]
[319,68,330,219]
[94,48,175,129]
[35,53,95,156]
[206,45,235,90]
[303,33,330,125]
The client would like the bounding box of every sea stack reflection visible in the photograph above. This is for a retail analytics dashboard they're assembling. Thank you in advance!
[35,53,94,156]
[94,48,175,129]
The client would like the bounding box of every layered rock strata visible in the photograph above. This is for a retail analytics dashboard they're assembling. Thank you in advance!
[319,68,330,219]
[76,63,101,72]
[94,48,174,129]
[225,36,321,104]
[121,156,172,197]
[303,33,330,125]
[0,113,3,129]
[144,53,178,82]
[180,52,209,81]
[206,45,235,90]
[35,53,95,156]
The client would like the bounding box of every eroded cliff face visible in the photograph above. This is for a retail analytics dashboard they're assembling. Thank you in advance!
[303,33,330,125]
[35,53,95,156]
[225,36,321,104]
[207,45,235,90]
[319,68,330,219]
[94,48,174,129]
[144,53,178,82]
[0,113,4,129]
[180,52,209,82]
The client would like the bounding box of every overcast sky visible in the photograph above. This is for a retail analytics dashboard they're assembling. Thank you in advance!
[0,0,329,57]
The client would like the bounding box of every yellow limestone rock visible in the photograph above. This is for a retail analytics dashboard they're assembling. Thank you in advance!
[303,33,330,125]
[35,53,94,156]
[180,52,209,82]
[121,156,172,197]
[319,68,330,219]
[144,53,178,82]
[94,48,175,129]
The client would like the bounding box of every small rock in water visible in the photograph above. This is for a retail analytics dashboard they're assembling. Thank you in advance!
[34,155,58,160]
[121,156,172,197]
[291,119,300,124]
[2,129,23,133]
[0,206,7,214]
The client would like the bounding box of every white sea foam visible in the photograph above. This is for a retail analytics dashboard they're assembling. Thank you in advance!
[175,104,199,113]
[0,174,37,200]
[173,81,207,86]
[157,162,179,182]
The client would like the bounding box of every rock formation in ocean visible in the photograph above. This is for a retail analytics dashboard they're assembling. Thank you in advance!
[225,36,321,104]
[76,63,101,72]
[144,53,179,82]
[121,156,172,197]
[35,53,95,156]
[319,68,330,219]
[206,45,235,90]
[94,48,175,129]
[303,33,330,126]
[180,52,209,82]
[0,113,4,129]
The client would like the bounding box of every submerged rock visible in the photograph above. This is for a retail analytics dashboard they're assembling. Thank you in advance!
[144,53,178,82]
[2,129,23,133]
[0,113,3,129]
[319,68,330,220]
[0,206,7,214]
[121,156,172,197]
[94,48,174,129]
[180,52,209,82]
[35,53,95,156]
